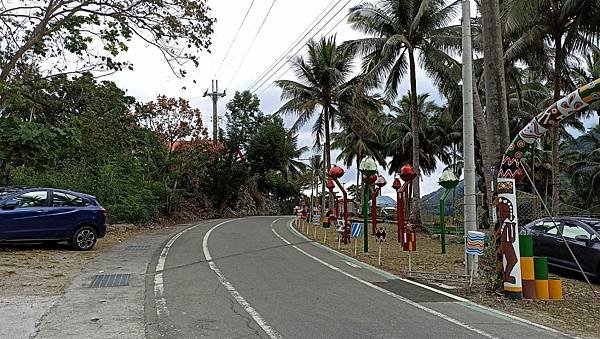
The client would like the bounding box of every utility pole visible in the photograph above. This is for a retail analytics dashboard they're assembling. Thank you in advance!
[462,0,478,275]
[203,80,226,141]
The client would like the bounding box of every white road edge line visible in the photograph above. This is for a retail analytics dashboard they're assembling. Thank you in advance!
[285,218,575,338]
[154,222,204,318]
[204,219,282,339]
[270,226,497,339]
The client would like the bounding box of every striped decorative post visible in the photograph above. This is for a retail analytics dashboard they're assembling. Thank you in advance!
[497,78,600,299]
[519,235,536,299]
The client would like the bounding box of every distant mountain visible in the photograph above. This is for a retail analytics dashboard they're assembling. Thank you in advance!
[421,180,465,216]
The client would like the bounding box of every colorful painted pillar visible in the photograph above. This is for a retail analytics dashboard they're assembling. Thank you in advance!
[497,78,600,299]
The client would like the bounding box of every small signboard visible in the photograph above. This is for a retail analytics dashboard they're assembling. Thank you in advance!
[375,226,387,243]
[351,223,362,238]
[312,215,320,225]
[466,231,485,256]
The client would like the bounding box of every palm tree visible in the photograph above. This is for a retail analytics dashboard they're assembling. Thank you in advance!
[505,0,600,214]
[331,108,386,188]
[382,93,452,175]
[348,0,460,223]
[276,35,377,215]
[568,125,600,206]
[283,131,309,180]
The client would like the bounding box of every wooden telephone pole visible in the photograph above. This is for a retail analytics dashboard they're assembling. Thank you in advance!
[203,80,226,141]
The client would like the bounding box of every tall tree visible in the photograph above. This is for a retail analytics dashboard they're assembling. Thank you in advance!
[0,1,214,83]
[481,0,510,168]
[506,0,600,214]
[382,93,452,176]
[348,0,459,223]
[275,35,370,214]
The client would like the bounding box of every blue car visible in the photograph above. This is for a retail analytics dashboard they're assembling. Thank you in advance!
[0,187,107,250]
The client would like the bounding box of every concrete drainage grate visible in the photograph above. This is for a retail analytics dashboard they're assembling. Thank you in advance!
[125,245,151,250]
[90,274,130,288]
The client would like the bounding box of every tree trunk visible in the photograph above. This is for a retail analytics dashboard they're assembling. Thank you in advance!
[551,36,562,216]
[324,106,333,210]
[473,79,494,226]
[481,0,510,166]
[408,48,421,224]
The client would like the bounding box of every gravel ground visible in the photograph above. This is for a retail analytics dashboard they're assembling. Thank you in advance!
[0,225,153,297]
[0,224,158,338]
[295,220,600,338]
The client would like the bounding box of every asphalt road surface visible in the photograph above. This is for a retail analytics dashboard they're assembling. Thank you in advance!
[145,216,570,339]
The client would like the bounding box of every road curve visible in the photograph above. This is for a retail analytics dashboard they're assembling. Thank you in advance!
[145,216,569,339]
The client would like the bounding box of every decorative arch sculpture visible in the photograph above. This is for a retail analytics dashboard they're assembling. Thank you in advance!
[497,78,600,299]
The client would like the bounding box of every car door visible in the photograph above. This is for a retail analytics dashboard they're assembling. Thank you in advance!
[558,221,596,274]
[529,219,561,260]
[46,191,90,238]
[0,190,50,240]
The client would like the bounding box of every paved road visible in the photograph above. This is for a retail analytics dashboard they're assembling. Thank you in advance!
[145,216,569,339]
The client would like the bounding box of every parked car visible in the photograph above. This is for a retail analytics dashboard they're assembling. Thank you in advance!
[379,207,397,221]
[0,187,107,250]
[521,217,600,279]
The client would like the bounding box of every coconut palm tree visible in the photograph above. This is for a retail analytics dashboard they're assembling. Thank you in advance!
[348,0,460,223]
[276,35,378,214]
[331,106,386,188]
[505,0,600,214]
[381,93,452,176]
[283,131,309,180]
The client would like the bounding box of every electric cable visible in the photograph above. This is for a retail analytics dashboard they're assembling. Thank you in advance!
[253,4,353,95]
[247,0,344,92]
[226,0,278,89]
[216,0,256,77]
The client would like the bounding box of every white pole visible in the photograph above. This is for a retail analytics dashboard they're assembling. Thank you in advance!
[378,244,382,266]
[462,0,478,276]
[354,238,357,256]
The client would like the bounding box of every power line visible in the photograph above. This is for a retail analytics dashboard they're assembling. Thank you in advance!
[252,2,353,95]
[226,0,278,89]
[256,11,349,96]
[216,0,256,77]
[246,0,344,92]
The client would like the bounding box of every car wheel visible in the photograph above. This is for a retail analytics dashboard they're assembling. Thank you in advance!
[71,226,97,251]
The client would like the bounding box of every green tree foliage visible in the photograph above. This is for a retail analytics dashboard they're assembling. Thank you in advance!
[225,90,263,147]
[1,74,167,222]
[348,0,460,223]
[0,1,215,82]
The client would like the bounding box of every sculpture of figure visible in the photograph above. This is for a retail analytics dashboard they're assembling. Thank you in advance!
[496,197,518,284]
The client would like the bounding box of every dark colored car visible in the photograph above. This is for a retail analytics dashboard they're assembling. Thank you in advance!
[521,217,600,278]
[0,187,107,250]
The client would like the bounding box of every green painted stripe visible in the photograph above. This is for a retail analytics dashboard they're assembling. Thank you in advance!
[519,235,533,257]
[534,257,549,280]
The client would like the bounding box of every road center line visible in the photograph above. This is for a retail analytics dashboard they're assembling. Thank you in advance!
[269,223,497,339]
[203,219,282,339]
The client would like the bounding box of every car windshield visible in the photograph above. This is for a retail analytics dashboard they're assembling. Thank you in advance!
[0,187,25,199]
[582,220,600,232]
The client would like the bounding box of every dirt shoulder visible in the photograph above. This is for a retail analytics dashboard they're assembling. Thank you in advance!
[0,224,161,298]
[294,220,600,338]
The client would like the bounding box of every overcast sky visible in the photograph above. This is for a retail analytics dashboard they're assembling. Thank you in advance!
[105,0,471,200]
